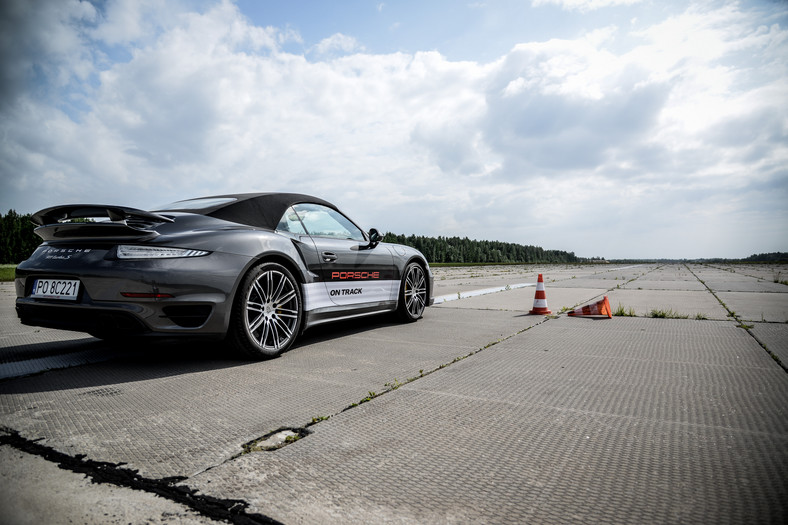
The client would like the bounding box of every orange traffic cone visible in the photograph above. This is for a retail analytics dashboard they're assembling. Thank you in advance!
[568,296,612,318]
[529,274,552,315]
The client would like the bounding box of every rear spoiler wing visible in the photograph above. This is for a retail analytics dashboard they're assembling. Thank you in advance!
[31,205,175,242]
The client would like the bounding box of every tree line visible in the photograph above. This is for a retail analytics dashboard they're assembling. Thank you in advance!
[743,252,788,263]
[382,233,579,264]
[0,210,40,264]
[2,208,783,265]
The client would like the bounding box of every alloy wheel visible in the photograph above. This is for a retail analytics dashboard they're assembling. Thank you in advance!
[244,269,300,352]
[403,263,427,319]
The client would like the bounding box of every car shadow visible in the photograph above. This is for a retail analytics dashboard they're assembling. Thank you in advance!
[0,337,104,364]
[0,313,408,395]
[0,337,246,395]
[295,312,401,346]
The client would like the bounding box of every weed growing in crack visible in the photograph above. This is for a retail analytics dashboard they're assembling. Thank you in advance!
[360,391,376,403]
[649,308,688,319]
[613,304,636,317]
[383,378,404,390]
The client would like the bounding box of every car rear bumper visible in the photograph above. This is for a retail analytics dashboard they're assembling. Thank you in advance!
[14,250,254,337]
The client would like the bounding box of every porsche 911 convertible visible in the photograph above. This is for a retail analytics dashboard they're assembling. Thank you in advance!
[15,193,434,358]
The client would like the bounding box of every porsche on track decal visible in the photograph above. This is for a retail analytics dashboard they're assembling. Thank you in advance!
[303,280,399,310]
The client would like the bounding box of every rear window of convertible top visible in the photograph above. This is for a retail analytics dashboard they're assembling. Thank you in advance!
[153,197,237,211]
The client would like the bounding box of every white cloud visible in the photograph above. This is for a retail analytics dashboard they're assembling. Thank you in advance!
[90,0,174,46]
[532,0,644,12]
[311,33,364,57]
[0,0,97,108]
[0,0,786,258]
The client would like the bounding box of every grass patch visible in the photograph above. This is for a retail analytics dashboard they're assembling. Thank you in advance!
[648,308,689,319]
[613,303,637,317]
[0,265,15,282]
[773,272,788,286]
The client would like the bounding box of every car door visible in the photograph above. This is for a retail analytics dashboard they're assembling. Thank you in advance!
[291,203,398,309]
[274,206,330,310]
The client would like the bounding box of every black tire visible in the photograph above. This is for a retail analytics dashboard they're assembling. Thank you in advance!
[228,262,302,359]
[397,262,427,322]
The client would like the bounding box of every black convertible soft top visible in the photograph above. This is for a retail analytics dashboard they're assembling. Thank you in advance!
[155,193,337,230]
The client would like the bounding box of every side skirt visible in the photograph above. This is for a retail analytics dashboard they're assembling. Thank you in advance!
[302,301,397,331]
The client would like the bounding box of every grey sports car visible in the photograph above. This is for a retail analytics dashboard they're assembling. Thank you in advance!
[15,193,434,358]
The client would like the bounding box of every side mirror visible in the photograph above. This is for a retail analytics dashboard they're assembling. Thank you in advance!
[367,228,382,248]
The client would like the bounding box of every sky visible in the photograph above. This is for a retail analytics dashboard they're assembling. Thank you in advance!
[1,0,786,259]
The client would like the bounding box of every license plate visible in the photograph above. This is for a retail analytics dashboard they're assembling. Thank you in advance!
[31,279,80,300]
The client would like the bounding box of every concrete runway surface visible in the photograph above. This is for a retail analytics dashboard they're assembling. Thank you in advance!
[1,263,786,524]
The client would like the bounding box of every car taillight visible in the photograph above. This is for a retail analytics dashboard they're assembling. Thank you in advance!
[116,245,210,259]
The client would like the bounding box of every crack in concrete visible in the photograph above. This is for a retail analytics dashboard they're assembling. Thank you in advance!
[0,427,283,525]
[685,263,787,373]
[240,426,312,454]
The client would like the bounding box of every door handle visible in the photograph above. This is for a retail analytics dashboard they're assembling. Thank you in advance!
[322,251,338,262]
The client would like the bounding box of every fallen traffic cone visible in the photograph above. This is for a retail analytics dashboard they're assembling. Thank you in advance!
[529,274,552,315]
[568,296,612,318]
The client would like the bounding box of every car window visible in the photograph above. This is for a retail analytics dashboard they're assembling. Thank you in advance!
[292,203,366,241]
[276,207,307,234]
